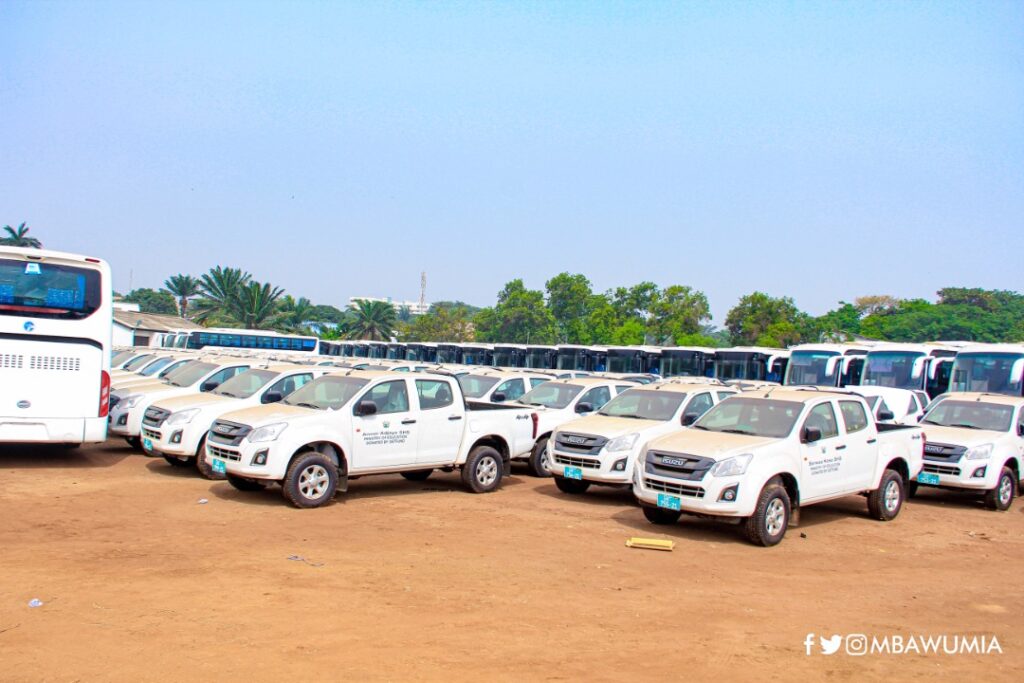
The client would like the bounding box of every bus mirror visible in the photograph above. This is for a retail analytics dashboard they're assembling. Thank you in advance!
[825,357,841,377]
[575,402,594,414]
[262,391,283,404]
[928,358,949,380]
[356,400,378,416]
[1011,359,1024,383]
[801,426,822,444]
[491,392,506,403]
[911,357,926,380]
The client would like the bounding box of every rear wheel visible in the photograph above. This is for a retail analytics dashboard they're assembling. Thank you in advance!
[461,446,503,493]
[554,476,590,495]
[163,455,189,468]
[227,474,266,492]
[401,469,433,482]
[526,437,551,478]
[194,435,223,480]
[867,469,904,521]
[282,451,338,508]
[642,506,681,525]
[983,467,1016,511]
[743,483,790,546]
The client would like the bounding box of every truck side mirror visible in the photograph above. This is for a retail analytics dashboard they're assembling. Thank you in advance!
[801,426,822,444]
[681,413,699,426]
[1018,423,1024,437]
[575,402,594,414]
[491,392,506,403]
[200,380,220,392]
[878,409,895,421]
[262,391,283,404]
[356,400,378,416]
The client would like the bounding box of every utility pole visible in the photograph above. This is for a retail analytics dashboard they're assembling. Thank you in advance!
[420,271,426,311]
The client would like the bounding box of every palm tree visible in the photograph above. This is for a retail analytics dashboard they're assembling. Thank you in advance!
[230,281,285,329]
[1,223,42,248]
[192,266,251,323]
[163,274,201,319]
[348,300,397,341]
[275,295,315,332]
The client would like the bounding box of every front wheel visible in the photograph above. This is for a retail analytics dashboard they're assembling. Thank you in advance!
[642,506,681,525]
[554,476,590,495]
[282,451,338,508]
[526,437,551,478]
[194,435,223,480]
[867,469,905,521]
[227,474,267,492]
[743,483,790,546]
[163,454,190,468]
[461,446,503,493]
[983,467,1016,511]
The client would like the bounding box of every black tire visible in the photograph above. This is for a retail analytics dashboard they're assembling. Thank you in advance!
[643,506,681,525]
[194,435,223,480]
[743,483,790,546]
[163,454,190,468]
[554,476,590,495]
[526,437,551,478]
[401,469,433,482]
[126,436,142,450]
[908,481,919,498]
[461,446,503,493]
[227,474,267,492]
[59,443,81,450]
[983,466,1016,512]
[867,469,905,521]
[282,451,338,508]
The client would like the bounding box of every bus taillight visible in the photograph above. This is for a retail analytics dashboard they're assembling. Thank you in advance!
[99,370,111,417]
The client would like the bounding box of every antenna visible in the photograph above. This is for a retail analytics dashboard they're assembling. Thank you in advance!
[420,271,426,310]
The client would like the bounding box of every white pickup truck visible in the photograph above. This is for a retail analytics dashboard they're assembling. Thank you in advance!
[633,389,925,545]
[916,392,1024,511]
[545,382,735,494]
[206,371,538,508]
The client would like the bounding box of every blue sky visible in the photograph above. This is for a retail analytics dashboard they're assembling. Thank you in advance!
[2,1,1021,323]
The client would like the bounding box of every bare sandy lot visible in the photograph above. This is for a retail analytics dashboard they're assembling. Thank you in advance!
[1,440,1020,681]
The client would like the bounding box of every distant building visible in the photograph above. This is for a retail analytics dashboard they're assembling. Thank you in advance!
[349,296,430,316]
[112,311,195,347]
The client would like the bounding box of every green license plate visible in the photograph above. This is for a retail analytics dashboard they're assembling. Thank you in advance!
[212,458,227,474]
[564,466,583,480]
[657,494,681,511]
[917,472,940,485]
[142,437,154,451]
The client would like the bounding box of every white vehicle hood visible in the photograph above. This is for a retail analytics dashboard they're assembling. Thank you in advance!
[217,403,321,430]
[646,429,779,462]
[556,414,664,440]
[152,393,234,413]
[921,424,1009,449]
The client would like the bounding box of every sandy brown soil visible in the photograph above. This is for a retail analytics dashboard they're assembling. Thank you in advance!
[0,440,1020,681]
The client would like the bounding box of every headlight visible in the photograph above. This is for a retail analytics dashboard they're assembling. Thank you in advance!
[605,433,639,452]
[166,408,200,426]
[122,394,144,409]
[710,453,754,477]
[248,422,288,443]
[965,443,993,460]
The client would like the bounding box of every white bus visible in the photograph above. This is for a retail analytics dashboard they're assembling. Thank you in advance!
[182,328,320,353]
[0,246,113,444]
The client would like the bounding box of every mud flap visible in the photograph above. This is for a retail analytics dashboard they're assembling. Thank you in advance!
[502,457,511,477]
[338,470,349,494]
[790,506,801,528]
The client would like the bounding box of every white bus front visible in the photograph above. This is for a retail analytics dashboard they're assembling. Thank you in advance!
[0,247,112,444]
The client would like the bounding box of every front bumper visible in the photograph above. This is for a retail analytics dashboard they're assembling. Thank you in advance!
[108,405,143,437]
[633,471,755,518]
[917,459,995,491]
[544,447,634,485]
[206,440,283,481]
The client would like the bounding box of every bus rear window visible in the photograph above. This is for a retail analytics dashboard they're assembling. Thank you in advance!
[0,258,102,319]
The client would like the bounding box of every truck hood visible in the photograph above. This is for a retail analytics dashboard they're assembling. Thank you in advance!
[152,393,233,413]
[113,380,171,397]
[646,429,778,461]
[557,414,664,439]
[921,424,1009,448]
[218,402,319,429]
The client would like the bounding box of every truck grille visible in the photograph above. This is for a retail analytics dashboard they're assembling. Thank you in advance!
[643,478,706,499]
[28,355,81,372]
[1,353,24,369]
[645,450,714,481]
[142,427,161,441]
[553,454,600,469]
[923,464,961,476]
[553,432,608,456]
[923,442,966,463]
[143,406,171,427]
[207,444,241,461]
[208,420,252,446]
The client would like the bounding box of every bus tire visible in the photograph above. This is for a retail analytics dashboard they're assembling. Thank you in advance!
[526,437,551,478]
[282,451,338,508]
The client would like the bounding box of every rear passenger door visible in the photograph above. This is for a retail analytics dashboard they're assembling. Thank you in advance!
[351,379,419,470]
[414,379,464,465]
[837,399,877,489]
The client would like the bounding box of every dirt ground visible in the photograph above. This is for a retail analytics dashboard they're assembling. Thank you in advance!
[0,441,1020,682]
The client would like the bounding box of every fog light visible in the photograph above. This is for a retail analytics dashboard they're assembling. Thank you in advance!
[612,458,627,472]
[718,484,739,502]
[170,431,183,444]
[972,466,987,479]
[117,415,128,426]
[251,450,269,466]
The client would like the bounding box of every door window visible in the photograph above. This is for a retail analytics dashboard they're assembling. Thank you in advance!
[205,366,247,388]
[579,386,612,409]
[416,380,454,410]
[494,379,526,401]
[267,373,313,398]
[362,380,410,414]
[803,402,840,439]
[716,391,737,401]
[529,377,549,389]
[839,401,869,434]
[685,393,714,421]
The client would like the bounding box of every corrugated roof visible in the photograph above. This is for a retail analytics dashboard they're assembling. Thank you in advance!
[112,310,195,332]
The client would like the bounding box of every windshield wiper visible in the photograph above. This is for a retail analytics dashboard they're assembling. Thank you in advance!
[690,425,709,430]
[719,428,753,435]
[920,419,940,425]
[219,391,237,398]
[951,423,981,430]
[293,401,322,410]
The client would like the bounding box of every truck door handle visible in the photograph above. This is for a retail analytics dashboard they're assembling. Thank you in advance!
[835,445,847,451]
[448,416,463,421]
[401,419,417,425]
[866,438,877,444]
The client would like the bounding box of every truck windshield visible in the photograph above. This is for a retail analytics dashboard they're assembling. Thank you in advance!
[165,362,216,387]
[157,359,192,378]
[861,351,924,391]
[693,398,803,438]
[949,353,1024,396]
[283,376,368,410]
[519,383,582,409]
[122,354,155,372]
[458,375,500,398]
[213,369,277,398]
[139,357,175,376]
[598,390,685,421]
[921,400,1014,432]
[112,350,135,366]
[785,351,839,386]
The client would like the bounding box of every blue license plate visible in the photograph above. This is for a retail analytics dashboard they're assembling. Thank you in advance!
[564,466,583,480]
[212,458,227,474]
[657,494,682,511]
[142,437,154,451]
[917,472,940,485]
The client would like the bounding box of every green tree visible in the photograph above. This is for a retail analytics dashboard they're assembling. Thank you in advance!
[349,299,397,341]
[546,272,595,343]
[400,305,474,342]
[275,295,316,332]
[430,300,482,315]
[309,304,349,325]
[1,222,42,248]
[725,292,812,346]
[192,266,252,324]
[814,302,862,340]
[610,282,659,322]
[123,288,178,315]
[230,281,285,329]
[648,285,711,345]
[473,279,556,344]
[163,274,201,319]
[396,305,413,323]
